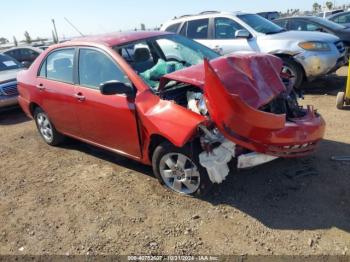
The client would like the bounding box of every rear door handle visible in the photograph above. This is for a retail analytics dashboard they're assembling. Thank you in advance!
[74,93,85,101]
[36,83,45,90]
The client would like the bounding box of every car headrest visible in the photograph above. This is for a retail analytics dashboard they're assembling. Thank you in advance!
[54,58,72,71]
[134,47,151,62]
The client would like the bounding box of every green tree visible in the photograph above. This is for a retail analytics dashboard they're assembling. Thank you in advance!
[312,2,321,13]
[325,1,333,10]
[13,36,18,46]
[24,31,32,44]
[0,37,9,45]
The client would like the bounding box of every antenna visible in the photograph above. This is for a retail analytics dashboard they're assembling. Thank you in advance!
[64,17,85,37]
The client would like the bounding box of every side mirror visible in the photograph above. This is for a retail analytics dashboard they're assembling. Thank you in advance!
[235,29,251,39]
[99,80,134,96]
[21,61,31,68]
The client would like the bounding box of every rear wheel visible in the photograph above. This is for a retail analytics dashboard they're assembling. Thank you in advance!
[152,142,212,196]
[34,108,65,146]
[281,58,304,89]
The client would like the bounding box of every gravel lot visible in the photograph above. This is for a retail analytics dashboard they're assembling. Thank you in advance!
[0,68,350,256]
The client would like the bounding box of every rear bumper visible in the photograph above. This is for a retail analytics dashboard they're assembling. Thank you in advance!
[0,95,18,108]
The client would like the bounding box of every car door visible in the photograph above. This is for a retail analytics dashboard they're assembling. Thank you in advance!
[73,47,141,158]
[36,48,80,136]
[179,18,213,50]
[206,17,256,54]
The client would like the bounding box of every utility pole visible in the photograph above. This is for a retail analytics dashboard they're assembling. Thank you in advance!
[52,19,59,43]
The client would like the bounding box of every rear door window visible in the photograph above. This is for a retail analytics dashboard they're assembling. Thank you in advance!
[187,19,209,39]
[46,49,75,83]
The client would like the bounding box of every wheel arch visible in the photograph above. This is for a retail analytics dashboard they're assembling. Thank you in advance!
[272,53,306,80]
[29,102,41,117]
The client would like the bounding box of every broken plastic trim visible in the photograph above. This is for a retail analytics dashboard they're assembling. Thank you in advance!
[198,125,279,184]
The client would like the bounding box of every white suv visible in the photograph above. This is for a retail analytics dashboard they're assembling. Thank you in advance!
[161,11,346,88]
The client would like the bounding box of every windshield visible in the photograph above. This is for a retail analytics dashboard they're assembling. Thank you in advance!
[0,54,21,71]
[311,16,346,30]
[114,34,219,90]
[238,14,285,34]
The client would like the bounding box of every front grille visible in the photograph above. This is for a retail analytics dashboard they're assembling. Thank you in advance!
[0,81,18,96]
[335,41,345,54]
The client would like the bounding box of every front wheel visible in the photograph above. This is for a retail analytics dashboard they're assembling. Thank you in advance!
[281,58,304,89]
[152,142,212,196]
[34,108,65,146]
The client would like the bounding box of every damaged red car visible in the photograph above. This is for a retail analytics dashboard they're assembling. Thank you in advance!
[17,32,325,196]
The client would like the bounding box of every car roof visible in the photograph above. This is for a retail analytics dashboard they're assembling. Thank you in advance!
[3,46,43,53]
[165,11,250,24]
[69,31,172,47]
[328,10,350,19]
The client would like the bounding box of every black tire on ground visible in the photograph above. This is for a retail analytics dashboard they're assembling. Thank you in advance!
[34,107,65,146]
[152,141,212,197]
[281,57,304,89]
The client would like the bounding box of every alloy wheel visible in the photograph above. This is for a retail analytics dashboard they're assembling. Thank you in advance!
[159,153,200,194]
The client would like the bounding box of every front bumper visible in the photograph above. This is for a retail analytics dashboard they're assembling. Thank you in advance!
[0,95,18,108]
[294,49,346,80]
[218,106,326,158]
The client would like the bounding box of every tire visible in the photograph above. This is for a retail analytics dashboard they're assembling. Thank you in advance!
[281,58,304,89]
[336,92,345,110]
[34,107,65,146]
[152,141,212,197]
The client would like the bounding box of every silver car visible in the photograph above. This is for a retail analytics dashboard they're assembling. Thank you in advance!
[161,11,346,88]
[0,54,23,108]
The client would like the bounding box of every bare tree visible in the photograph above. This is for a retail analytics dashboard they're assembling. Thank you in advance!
[24,31,32,44]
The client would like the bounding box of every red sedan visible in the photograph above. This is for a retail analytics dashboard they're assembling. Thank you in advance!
[17,31,325,196]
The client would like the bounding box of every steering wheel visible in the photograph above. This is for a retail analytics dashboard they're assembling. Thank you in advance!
[167,57,189,66]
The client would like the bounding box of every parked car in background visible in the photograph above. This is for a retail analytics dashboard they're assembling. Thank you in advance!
[37,46,50,51]
[317,9,344,18]
[328,11,350,27]
[274,16,350,40]
[257,11,280,21]
[0,54,23,108]
[17,31,325,196]
[2,46,42,68]
[274,16,350,57]
[161,11,346,88]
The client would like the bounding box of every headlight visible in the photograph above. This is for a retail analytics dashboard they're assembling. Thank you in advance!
[298,41,330,51]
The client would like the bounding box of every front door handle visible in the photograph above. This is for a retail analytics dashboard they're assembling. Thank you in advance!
[74,93,85,101]
[36,83,45,90]
[213,45,223,55]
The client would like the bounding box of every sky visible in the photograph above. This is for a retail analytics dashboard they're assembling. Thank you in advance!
[1,0,349,41]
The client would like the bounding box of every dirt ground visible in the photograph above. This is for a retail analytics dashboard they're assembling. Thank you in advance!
[0,67,350,256]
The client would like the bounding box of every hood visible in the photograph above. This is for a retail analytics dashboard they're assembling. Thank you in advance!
[0,69,22,84]
[160,53,286,109]
[261,30,340,42]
